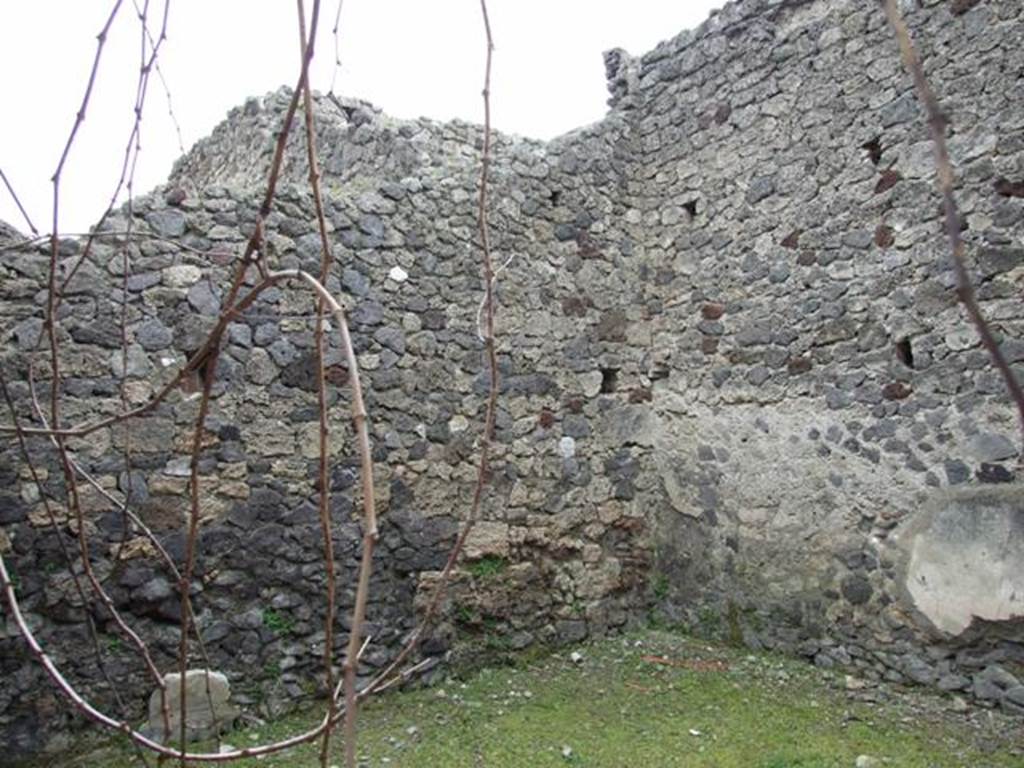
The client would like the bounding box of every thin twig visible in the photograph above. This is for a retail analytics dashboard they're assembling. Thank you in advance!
[133,0,186,159]
[58,0,170,301]
[328,0,345,95]
[0,166,39,236]
[883,0,1024,452]
[44,2,125,621]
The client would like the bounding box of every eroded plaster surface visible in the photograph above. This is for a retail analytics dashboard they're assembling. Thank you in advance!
[895,488,1024,636]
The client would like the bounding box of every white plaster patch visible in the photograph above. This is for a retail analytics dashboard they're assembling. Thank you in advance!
[895,489,1024,636]
[389,265,408,283]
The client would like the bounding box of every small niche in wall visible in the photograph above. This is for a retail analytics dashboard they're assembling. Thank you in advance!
[895,337,914,369]
[549,190,562,206]
[937,204,969,231]
[682,199,699,218]
[862,137,883,166]
[600,367,619,394]
[995,178,1024,198]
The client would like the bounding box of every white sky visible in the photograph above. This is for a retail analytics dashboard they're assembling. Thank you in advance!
[0,1,720,234]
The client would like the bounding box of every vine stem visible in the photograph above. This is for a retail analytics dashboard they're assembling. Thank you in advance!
[0,268,371,764]
[331,0,501,715]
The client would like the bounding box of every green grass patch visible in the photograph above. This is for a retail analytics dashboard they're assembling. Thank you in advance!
[261,608,295,636]
[68,630,1023,768]
[465,555,508,580]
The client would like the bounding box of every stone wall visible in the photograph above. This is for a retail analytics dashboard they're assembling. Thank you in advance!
[0,89,652,759]
[618,0,1024,710]
[2,0,1023,759]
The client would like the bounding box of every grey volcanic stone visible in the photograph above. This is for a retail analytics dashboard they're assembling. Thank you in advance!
[187,281,221,315]
[146,209,187,237]
[135,318,174,350]
[968,432,1017,462]
[374,326,406,354]
[135,577,173,603]
[746,175,775,204]
[943,459,970,485]
[110,344,152,377]
[342,267,371,297]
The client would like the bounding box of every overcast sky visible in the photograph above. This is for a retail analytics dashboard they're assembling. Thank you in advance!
[0,1,720,234]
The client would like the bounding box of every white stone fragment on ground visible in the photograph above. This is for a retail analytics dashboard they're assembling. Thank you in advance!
[689,728,702,737]
[561,745,574,759]
[147,669,238,743]
[855,756,881,768]
[570,651,584,664]
[389,265,408,282]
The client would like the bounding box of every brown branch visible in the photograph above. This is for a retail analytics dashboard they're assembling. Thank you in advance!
[0,372,154,768]
[170,4,326,763]
[285,5,387,762]
[57,0,170,301]
[295,1,342,764]
[43,0,125,645]
[336,0,500,714]
[50,0,125,190]
[883,0,1024,452]
[0,269,385,763]
[38,0,175,747]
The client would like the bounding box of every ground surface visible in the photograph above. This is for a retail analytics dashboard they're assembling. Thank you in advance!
[68,630,1023,767]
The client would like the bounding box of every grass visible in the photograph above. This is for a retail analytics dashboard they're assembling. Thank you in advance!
[465,555,509,580]
[262,607,295,636]
[64,630,1023,768]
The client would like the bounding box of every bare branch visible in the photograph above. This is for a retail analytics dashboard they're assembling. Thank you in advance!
[296,0,343,763]
[0,269,376,763]
[0,166,39,236]
[328,0,345,95]
[340,0,500,711]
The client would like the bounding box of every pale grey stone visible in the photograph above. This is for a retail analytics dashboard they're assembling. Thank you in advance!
[147,670,237,743]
